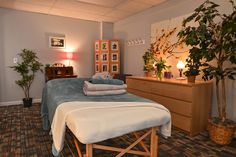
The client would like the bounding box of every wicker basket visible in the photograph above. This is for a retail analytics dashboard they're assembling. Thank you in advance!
[208,119,236,145]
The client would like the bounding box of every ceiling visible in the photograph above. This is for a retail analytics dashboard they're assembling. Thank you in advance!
[0,0,166,23]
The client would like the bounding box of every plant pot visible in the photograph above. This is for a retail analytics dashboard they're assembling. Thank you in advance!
[208,119,236,145]
[187,76,196,83]
[144,71,152,77]
[23,98,33,107]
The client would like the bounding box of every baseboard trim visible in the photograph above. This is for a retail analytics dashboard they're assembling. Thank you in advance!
[0,99,41,106]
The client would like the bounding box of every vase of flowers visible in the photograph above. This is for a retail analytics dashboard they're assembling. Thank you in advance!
[154,58,170,80]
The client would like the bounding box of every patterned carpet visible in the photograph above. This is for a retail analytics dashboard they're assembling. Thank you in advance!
[0,103,235,157]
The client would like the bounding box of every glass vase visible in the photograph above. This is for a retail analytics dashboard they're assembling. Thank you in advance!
[156,71,162,80]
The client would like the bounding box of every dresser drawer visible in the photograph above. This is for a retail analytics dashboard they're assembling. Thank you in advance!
[172,113,192,132]
[128,88,192,117]
[127,79,192,102]
[126,78,151,92]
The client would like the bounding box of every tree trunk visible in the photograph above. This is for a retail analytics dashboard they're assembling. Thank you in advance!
[221,78,227,122]
[215,79,222,120]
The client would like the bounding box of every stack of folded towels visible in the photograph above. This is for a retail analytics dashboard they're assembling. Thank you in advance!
[83,72,127,96]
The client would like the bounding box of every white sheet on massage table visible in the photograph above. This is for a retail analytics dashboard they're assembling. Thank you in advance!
[51,101,171,154]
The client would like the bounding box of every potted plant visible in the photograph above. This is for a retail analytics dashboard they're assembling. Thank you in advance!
[142,50,155,77]
[178,0,236,144]
[10,49,43,107]
[183,57,201,83]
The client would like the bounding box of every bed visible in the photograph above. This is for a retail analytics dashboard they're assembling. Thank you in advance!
[41,78,171,157]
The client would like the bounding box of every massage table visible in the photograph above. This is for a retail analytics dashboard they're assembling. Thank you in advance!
[41,78,171,157]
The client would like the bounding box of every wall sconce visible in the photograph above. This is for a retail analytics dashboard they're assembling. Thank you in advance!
[176,60,186,80]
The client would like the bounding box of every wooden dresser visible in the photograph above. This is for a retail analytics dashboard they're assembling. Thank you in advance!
[126,76,213,136]
[45,66,77,82]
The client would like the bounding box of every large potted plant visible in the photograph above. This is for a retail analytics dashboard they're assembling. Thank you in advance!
[10,49,43,107]
[178,0,236,144]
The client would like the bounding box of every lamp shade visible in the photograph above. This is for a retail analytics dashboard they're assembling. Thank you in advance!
[177,60,185,69]
[66,53,73,59]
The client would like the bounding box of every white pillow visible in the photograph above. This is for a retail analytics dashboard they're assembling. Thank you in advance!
[92,72,112,79]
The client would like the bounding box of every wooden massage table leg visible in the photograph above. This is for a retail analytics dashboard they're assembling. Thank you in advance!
[73,137,83,157]
[150,127,158,157]
[85,144,93,157]
[73,127,159,157]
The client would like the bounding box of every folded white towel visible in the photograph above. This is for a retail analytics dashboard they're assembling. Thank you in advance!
[84,81,127,91]
[83,87,126,96]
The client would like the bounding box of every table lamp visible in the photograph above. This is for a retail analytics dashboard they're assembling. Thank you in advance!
[66,53,73,66]
[176,60,186,80]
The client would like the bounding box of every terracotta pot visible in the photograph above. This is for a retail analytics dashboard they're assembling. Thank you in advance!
[144,71,152,77]
[187,76,196,83]
[208,119,236,145]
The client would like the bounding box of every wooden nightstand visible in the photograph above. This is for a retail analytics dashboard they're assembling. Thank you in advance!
[45,66,77,82]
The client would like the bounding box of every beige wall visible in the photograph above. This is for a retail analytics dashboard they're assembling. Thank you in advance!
[114,0,236,121]
[0,8,100,103]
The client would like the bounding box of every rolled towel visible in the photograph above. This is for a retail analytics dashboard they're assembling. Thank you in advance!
[83,87,126,96]
[91,78,124,85]
[84,81,127,91]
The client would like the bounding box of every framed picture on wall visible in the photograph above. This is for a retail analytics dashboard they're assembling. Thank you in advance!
[95,53,100,62]
[102,64,109,72]
[111,64,119,73]
[95,64,100,72]
[101,41,109,51]
[101,53,108,62]
[95,41,100,51]
[49,36,65,48]
[111,53,119,62]
[111,41,119,51]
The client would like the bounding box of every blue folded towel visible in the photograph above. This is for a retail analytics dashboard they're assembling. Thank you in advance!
[91,79,124,85]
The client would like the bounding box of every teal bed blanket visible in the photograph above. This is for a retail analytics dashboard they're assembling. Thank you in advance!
[41,78,151,130]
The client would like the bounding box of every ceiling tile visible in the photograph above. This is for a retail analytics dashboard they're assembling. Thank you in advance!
[50,7,97,21]
[75,0,124,7]
[94,15,120,22]
[17,0,56,6]
[116,0,151,13]
[104,9,132,19]
[54,0,112,15]
[134,0,166,5]
[0,0,51,14]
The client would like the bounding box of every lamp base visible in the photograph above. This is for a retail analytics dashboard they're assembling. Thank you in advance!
[176,77,186,80]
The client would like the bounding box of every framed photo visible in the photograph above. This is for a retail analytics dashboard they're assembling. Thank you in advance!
[111,64,119,73]
[101,53,108,62]
[49,36,65,48]
[111,53,119,62]
[95,64,100,72]
[111,41,119,51]
[95,41,100,51]
[101,41,109,51]
[102,64,109,72]
[95,53,100,62]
